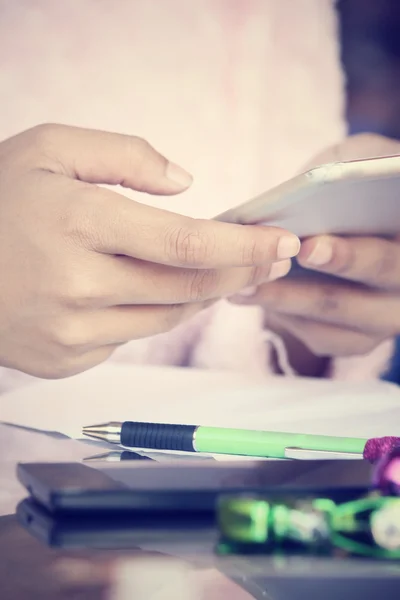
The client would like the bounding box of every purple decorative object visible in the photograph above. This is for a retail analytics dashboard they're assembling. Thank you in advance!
[372,446,400,496]
[363,437,400,463]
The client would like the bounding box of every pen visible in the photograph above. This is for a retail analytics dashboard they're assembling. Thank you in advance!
[82,421,366,459]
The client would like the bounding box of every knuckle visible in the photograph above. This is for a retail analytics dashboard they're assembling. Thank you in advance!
[131,136,152,154]
[28,123,62,153]
[238,230,274,267]
[314,285,343,315]
[186,269,219,302]
[29,122,58,140]
[20,123,71,175]
[240,237,266,267]
[49,346,115,379]
[62,274,101,309]
[44,358,82,380]
[240,237,259,266]
[164,223,214,266]
[48,317,90,350]
[61,186,103,248]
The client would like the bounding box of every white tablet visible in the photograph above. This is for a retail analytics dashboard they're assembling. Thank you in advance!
[216,154,400,238]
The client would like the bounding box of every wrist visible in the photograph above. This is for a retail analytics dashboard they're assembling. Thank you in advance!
[264,319,329,377]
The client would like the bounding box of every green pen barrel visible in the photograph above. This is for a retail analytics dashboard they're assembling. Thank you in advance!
[194,427,366,458]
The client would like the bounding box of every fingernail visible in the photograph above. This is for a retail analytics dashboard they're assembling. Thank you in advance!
[236,285,257,297]
[277,235,300,260]
[166,162,193,189]
[305,238,333,266]
[268,259,291,280]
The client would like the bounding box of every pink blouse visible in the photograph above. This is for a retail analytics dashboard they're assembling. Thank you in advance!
[0,0,393,393]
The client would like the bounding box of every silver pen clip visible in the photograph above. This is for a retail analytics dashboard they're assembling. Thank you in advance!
[284,447,363,460]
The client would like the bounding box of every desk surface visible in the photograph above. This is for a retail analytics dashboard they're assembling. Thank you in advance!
[2,424,400,600]
[0,424,253,600]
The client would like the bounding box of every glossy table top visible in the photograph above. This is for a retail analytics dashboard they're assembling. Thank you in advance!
[1,423,400,600]
[0,424,264,599]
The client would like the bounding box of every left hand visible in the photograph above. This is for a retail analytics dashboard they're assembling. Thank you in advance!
[230,234,400,358]
[229,134,400,361]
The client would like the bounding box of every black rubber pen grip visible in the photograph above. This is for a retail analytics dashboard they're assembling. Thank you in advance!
[120,421,196,452]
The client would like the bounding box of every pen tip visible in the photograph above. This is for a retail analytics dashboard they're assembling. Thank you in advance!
[81,422,122,444]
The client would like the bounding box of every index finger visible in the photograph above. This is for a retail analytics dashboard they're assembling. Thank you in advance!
[297,235,400,290]
[83,187,301,269]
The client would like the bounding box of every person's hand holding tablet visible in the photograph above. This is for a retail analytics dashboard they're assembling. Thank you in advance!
[0,125,300,379]
[230,134,400,369]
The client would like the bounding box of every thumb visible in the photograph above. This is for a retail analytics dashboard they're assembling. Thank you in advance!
[303,133,400,171]
[31,124,193,195]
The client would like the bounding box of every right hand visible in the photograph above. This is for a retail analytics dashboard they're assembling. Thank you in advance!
[0,124,299,379]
